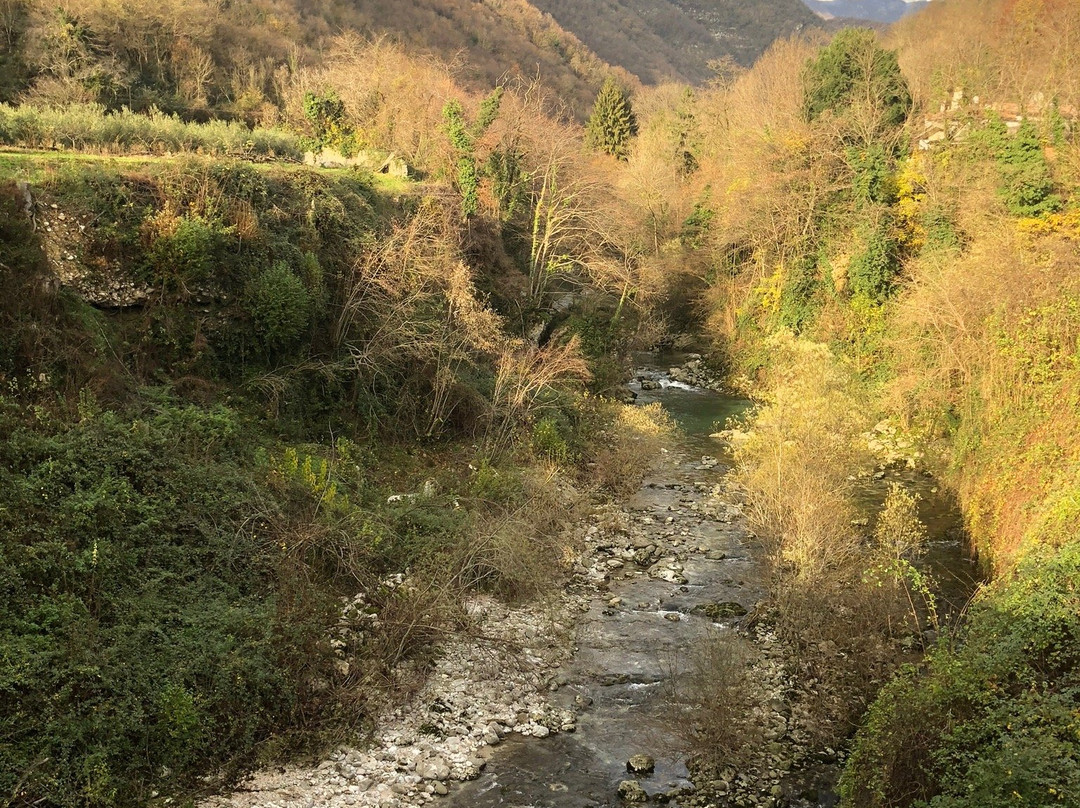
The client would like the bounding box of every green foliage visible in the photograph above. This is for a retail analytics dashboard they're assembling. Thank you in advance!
[0,398,338,807]
[585,77,638,161]
[967,112,1009,158]
[841,543,1080,808]
[442,90,502,218]
[847,144,897,206]
[245,261,312,350]
[442,99,470,152]
[145,214,226,289]
[1044,101,1069,147]
[996,120,1061,218]
[456,156,480,217]
[848,217,901,303]
[777,256,820,333]
[0,103,301,157]
[486,147,527,220]
[681,192,714,248]
[803,28,910,144]
[474,87,503,135]
[531,415,570,464]
[467,458,524,504]
[302,91,357,155]
[921,206,962,253]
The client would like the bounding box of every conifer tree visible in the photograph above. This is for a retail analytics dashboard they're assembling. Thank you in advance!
[585,77,638,161]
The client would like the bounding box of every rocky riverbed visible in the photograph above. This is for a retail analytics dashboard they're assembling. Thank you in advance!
[203,432,840,808]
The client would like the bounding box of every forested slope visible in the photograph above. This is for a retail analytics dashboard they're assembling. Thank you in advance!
[0,0,627,120]
[626,0,1080,803]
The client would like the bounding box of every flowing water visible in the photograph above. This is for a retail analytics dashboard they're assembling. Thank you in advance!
[445,354,976,808]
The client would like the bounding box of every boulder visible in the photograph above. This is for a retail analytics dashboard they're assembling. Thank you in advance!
[627,755,655,775]
[617,780,649,803]
[415,757,450,781]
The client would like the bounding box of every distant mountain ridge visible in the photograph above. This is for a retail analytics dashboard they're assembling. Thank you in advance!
[801,0,932,24]
[529,0,822,84]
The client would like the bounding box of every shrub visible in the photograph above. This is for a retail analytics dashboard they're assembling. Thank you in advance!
[302,91,358,155]
[0,103,301,157]
[144,212,223,288]
[668,633,765,772]
[997,120,1061,218]
[841,543,1080,807]
[531,415,570,464]
[730,334,919,747]
[0,400,338,807]
[245,262,312,350]
[848,217,901,303]
[584,400,674,495]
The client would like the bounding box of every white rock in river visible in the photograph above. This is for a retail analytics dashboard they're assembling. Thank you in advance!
[415,757,450,781]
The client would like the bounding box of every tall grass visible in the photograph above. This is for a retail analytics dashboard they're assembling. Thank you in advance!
[0,103,301,159]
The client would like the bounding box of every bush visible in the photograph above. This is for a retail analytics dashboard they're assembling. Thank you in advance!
[997,120,1061,218]
[0,103,301,158]
[144,212,223,288]
[848,217,901,303]
[531,415,570,464]
[730,334,920,747]
[841,543,1080,807]
[245,261,312,350]
[0,399,339,807]
[583,400,674,495]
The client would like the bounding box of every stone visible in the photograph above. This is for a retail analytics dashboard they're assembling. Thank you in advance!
[433,782,448,796]
[617,780,649,803]
[415,757,450,782]
[626,755,655,775]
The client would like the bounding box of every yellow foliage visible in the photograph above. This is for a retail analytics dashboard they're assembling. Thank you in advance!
[734,332,871,582]
[756,265,785,315]
[1016,208,1080,240]
[895,157,928,250]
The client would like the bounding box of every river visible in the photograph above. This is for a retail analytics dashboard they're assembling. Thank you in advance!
[444,353,977,808]
[204,356,977,808]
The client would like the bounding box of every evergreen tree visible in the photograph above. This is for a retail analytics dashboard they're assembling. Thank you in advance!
[802,28,910,148]
[585,77,638,161]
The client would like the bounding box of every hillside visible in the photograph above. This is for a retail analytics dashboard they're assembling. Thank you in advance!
[0,0,627,121]
[0,0,828,124]
[5,0,1080,806]
[529,0,821,84]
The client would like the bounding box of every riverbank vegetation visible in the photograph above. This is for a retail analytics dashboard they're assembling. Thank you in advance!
[2,0,1080,804]
[0,118,669,803]
[661,0,1080,803]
